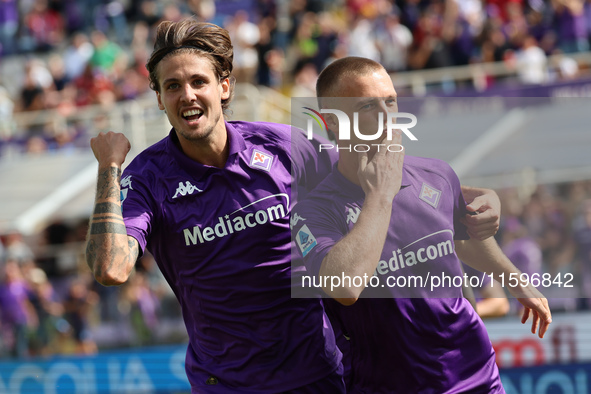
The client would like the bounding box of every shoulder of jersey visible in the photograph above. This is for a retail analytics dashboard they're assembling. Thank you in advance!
[300,172,342,202]
[404,155,453,176]
[125,136,168,174]
[230,121,293,144]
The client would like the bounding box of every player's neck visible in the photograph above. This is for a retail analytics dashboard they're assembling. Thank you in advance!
[176,128,229,168]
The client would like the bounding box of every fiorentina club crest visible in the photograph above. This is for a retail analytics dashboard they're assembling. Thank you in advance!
[249,149,273,172]
[419,183,441,209]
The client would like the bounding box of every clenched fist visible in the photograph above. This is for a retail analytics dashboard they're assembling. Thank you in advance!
[90,131,131,168]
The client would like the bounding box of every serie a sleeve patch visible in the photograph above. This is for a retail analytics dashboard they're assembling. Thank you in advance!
[296,224,317,257]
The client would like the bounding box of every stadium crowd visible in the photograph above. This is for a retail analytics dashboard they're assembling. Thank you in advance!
[0,0,590,359]
[0,0,589,155]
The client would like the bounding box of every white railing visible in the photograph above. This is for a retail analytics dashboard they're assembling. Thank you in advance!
[390,51,591,95]
[3,83,291,156]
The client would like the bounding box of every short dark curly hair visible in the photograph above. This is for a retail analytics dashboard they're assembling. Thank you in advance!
[146,19,235,113]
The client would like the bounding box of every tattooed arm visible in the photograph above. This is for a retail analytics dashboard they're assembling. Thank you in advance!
[86,131,138,286]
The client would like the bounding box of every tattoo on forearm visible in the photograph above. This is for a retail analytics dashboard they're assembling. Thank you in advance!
[97,167,122,200]
[128,238,139,262]
[90,221,127,235]
[88,166,138,282]
[94,202,122,215]
[86,239,97,270]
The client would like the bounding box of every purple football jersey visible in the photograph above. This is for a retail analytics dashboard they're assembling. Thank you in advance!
[121,121,342,393]
[292,156,504,393]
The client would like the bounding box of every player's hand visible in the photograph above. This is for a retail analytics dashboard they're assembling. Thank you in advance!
[91,131,131,167]
[509,284,552,338]
[460,188,500,240]
[357,131,405,203]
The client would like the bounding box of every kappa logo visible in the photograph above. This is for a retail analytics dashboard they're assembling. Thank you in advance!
[121,175,133,190]
[120,175,133,203]
[346,207,361,224]
[290,213,306,229]
[249,149,273,172]
[296,224,317,257]
[173,181,203,199]
[419,183,441,209]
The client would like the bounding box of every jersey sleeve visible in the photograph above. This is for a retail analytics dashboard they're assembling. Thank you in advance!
[120,168,155,255]
[290,128,338,202]
[291,199,346,279]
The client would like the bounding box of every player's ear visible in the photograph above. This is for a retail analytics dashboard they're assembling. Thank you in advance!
[219,77,230,100]
[324,113,337,130]
[156,91,165,111]
[324,113,339,140]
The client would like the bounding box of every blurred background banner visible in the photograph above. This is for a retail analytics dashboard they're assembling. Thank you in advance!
[500,363,591,394]
[0,344,190,393]
[1,0,591,393]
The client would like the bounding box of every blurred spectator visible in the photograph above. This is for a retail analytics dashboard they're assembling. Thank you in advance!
[2,230,35,265]
[23,0,65,53]
[187,0,216,22]
[501,216,545,311]
[95,0,129,44]
[89,30,123,74]
[73,64,116,107]
[130,20,151,55]
[63,32,95,81]
[15,60,53,145]
[256,16,277,87]
[0,84,14,141]
[60,0,85,34]
[552,0,589,53]
[122,271,160,346]
[408,5,455,70]
[24,136,48,154]
[0,0,19,56]
[134,0,161,28]
[290,61,318,96]
[374,10,413,72]
[159,2,183,24]
[513,35,548,84]
[227,10,260,83]
[48,54,69,92]
[115,67,150,101]
[63,278,99,354]
[454,0,486,37]
[573,199,591,307]
[0,260,37,358]
[480,22,512,63]
[555,53,580,79]
[348,15,380,62]
[26,267,64,355]
[0,235,4,263]
[311,12,341,72]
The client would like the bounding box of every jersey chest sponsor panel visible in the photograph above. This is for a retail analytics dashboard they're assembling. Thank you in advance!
[156,158,292,289]
[379,179,463,299]
[333,170,465,299]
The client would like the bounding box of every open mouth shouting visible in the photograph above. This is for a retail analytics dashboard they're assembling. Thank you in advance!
[182,108,204,123]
